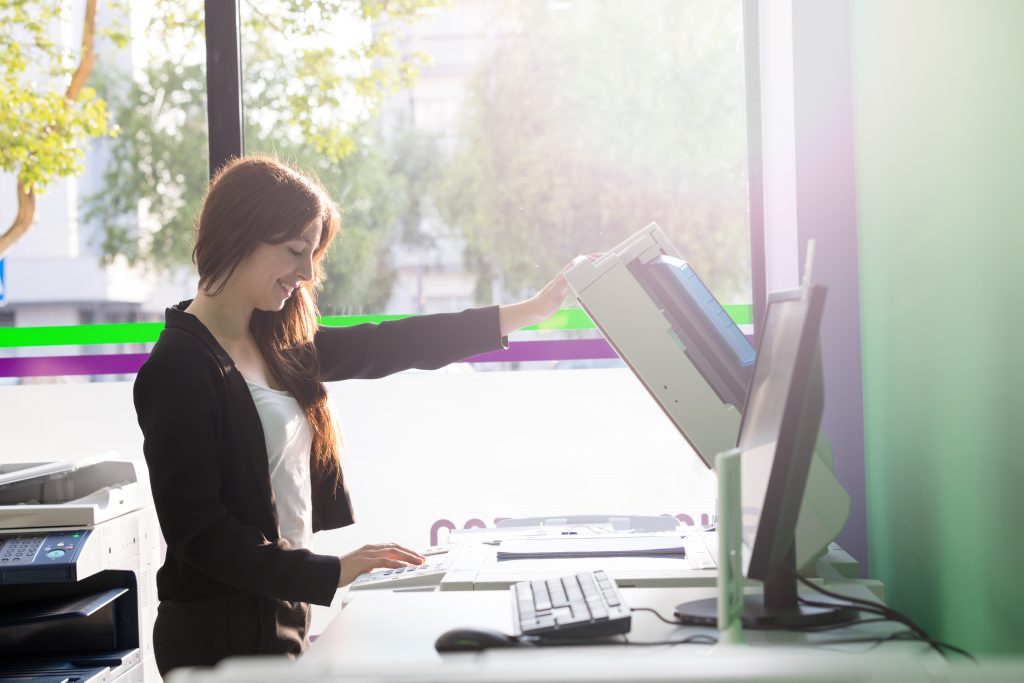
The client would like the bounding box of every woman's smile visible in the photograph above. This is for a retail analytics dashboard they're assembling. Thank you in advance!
[277,279,296,298]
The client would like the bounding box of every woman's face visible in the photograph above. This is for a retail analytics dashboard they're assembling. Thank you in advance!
[234,218,323,311]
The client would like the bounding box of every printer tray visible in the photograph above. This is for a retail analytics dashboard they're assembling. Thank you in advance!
[0,588,128,654]
[0,649,138,683]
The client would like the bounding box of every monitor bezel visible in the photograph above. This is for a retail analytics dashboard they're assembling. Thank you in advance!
[738,284,827,581]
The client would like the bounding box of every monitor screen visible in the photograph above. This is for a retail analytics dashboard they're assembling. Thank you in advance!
[736,293,806,548]
[735,286,826,578]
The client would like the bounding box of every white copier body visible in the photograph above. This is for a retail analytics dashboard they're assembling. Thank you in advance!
[0,452,160,683]
[563,223,851,569]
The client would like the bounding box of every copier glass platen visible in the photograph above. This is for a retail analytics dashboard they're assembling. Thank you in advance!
[0,453,160,683]
[564,223,850,569]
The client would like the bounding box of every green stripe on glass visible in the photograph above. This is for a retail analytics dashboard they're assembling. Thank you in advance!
[522,305,752,329]
[0,322,167,348]
[318,314,411,326]
[521,308,595,331]
[0,305,752,348]
[725,304,752,325]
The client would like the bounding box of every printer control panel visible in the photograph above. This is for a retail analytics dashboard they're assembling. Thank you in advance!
[0,529,91,582]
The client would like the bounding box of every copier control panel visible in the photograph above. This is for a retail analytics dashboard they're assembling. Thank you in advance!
[0,529,91,583]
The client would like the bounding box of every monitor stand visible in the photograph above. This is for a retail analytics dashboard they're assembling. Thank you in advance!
[673,545,858,629]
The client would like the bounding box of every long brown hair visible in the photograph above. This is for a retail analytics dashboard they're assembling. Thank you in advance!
[193,155,343,489]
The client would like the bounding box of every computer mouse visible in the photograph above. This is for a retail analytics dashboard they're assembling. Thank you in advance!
[434,627,521,652]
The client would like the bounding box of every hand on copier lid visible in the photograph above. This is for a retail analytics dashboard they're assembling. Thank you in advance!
[498,254,603,336]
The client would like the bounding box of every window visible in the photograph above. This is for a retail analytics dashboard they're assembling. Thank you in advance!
[1,0,757,377]
[0,1,207,383]
[239,0,754,369]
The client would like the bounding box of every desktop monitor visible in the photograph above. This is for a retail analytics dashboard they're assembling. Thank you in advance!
[674,283,857,629]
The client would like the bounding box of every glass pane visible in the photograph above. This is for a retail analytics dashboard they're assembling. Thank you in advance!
[234,1,747,614]
[239,0,752,324]
[0,1,208,384]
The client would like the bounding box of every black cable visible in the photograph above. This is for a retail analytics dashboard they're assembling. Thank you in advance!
[529,633,717,647]
[793,575,897,613]
[797,597,974,661]
[782,616,892,633]
[620,634,719,646]
[922,639,976,662]
[804,630,921,649]
[793,574,976,663]
[626,583,973,660]
[794,577,929,636]
[798,596,892,621]
[631,606,685,626]
[797,595,945,655]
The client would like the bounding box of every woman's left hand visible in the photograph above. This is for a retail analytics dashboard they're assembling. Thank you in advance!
[499,254,602,336]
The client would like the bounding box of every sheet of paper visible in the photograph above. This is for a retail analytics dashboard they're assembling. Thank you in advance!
[448,523,618,545]
[496,534,685,560]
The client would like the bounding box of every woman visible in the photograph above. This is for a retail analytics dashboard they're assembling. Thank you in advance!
[133,155,573,675]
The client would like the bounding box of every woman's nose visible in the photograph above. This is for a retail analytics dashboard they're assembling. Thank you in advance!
[297,254,313,282]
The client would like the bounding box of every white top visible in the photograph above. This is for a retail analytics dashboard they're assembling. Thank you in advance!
[245,380,313,550]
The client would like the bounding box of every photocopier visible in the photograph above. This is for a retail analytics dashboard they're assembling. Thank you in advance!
[563,223,851,570]
[0,452,160,683]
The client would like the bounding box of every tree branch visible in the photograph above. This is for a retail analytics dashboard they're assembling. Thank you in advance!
[66,0,98,101]
[2,0,98,258]
[0,181,37,258]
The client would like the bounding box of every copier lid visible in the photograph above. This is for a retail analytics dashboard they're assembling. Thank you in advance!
[0,452,147,530]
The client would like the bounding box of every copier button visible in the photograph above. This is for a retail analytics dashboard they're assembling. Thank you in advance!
[46,550,65,559]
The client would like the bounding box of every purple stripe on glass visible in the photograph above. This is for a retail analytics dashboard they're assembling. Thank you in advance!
[467,339,618,363]
[0,354,149,378]
[0,340,622,378]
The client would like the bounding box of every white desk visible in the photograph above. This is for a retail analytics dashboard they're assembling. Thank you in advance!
[167,583,984,683]
[310,584,920,666]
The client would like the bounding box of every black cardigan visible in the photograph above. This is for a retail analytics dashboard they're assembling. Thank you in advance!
[134,301,506,607]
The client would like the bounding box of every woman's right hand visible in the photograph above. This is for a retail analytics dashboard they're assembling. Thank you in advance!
[337,543,425,587]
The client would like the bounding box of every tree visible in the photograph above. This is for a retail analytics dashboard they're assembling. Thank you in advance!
[437,0,752,304]
[84,0,444,311]
[0,0,128,257]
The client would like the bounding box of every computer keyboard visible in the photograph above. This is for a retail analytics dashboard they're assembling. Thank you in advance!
[350,556,451,590]
[511,570,631,639]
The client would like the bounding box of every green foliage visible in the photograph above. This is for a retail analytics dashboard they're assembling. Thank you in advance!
[0,78,111,194]
[0,0,129,195]
[85,62,210,267]
[226,0,443,162]
[86,0,445,312]
[83,0,750,313]
[437,0,752,303]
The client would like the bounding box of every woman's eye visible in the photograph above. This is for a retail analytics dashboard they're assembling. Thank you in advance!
[288,248,302,256]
